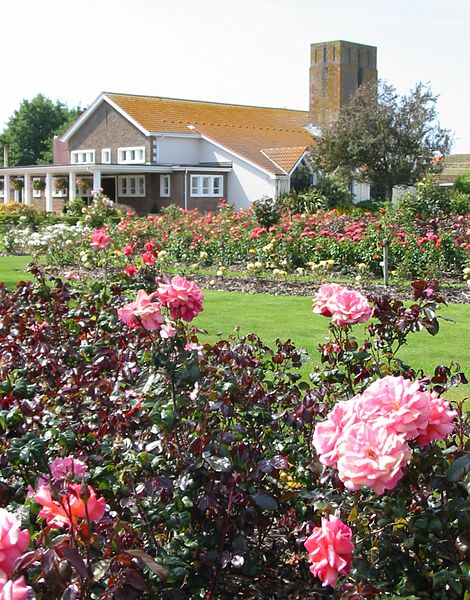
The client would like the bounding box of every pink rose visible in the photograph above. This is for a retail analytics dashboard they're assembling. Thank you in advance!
[312,283,343,317]
[49,457,88,480]
[157,276,203,322]
[327,287,372,326]
[118,290,165,331]
[304,515,354,587]
[124,264,139,277]
[356,376,430,440]
[0,510,30,578]
[0,577,30,600]
[140,251,156,266]
[90,228,111,249]
[336,421,411,495]
[416,391,457,445]
[312,399,359,467]
[35,483,105,529]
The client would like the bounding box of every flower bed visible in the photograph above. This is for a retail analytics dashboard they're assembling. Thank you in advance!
[0,265,467,598]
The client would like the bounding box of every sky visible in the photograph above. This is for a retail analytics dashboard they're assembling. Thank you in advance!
[1,0,469,153]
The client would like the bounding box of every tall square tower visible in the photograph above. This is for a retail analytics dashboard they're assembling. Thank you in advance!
[309,40,377,126]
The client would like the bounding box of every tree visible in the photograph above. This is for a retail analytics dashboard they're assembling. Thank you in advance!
[0,94,82,166]
[309,81,453,200]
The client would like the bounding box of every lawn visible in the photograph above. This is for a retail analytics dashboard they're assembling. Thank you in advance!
[194,290,470,402]
[1,256,468,402]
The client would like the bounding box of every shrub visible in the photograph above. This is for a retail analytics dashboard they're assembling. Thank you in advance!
[454,171,470,195]
[0,271,467,598]
[252,195,281,227]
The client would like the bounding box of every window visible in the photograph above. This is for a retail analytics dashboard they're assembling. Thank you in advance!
[160,174,171,197]
[32,178,44,197]
[118,176,145,197]
[71,149,95,164]
[117,146,145,164]
[101,148,111,163]
[53,177,68,198]
[190,175,223,197]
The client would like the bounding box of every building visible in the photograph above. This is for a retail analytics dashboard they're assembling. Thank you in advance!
[0,40,376,213]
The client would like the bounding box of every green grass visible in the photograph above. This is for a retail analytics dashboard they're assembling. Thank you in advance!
[195,290,470,402]
[0,255,35,287]
[1,255,468,402]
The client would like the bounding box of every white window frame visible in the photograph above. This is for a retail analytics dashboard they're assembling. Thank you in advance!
[101,148,111,163]
[117,146,145,164]
[190,174,224,197]
[118,176,145,197]
[160,174,171,197]
[71,149,95,164]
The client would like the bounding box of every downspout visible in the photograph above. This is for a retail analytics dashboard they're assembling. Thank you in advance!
[184,169,188,210]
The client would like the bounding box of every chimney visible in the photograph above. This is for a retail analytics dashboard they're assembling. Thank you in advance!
[3,144,9,167]
[309,40,378,127]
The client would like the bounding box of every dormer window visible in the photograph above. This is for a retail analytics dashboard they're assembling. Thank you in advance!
[71,149,95,164]
[118,146,145,164]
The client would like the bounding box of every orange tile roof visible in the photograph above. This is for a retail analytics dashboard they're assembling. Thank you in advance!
[105,92,313,175]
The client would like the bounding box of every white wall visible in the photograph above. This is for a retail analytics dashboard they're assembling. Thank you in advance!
[199,140,275,209]
[157,136,200,164]
[352,181,371,203]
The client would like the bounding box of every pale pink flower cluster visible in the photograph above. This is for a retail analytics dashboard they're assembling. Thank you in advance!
[49,456,88,480]
[304,515,354,587]
[0,509,31,599]
[313,376,457,495]
[118,290,166,331]
[157,275,204,322]
[313,284,372,326]
[118,276,203,335]
[90,228,111,249]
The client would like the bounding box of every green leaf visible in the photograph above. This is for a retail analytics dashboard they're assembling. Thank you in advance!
[204,455,232,473]
[446,455,470,482]
[251,492,278,511]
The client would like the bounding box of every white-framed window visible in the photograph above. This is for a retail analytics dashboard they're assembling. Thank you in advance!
[117,146,145,164]
[118,176,145,197]
[32,178,44,197]
[101,148,111,163]
[71,149,95,164]
[160,174,171,197]
[190,174,223,197]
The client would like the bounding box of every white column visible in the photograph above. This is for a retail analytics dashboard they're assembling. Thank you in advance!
[69,172,76,202]
[4,175,10,203]
[45,172,53,212]
[24,173,31,205]
[92,170,101,193]
[14,189,19,203]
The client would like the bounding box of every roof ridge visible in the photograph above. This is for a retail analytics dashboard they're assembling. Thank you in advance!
[103,91,309,114]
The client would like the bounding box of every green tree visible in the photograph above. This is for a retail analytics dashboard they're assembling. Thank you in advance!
[0,94,82,166]
[309,81,453,200]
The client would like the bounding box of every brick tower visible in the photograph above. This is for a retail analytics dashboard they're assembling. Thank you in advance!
[309,40,377,127]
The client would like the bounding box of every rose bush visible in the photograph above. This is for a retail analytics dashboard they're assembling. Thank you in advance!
[0,265,467,598]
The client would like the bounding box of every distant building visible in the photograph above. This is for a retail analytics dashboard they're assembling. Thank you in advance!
[0,40,379,213]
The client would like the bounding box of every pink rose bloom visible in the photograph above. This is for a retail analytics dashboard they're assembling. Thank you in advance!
[357,376,430,440]
[90,228,111,249]
[140,251,156,266]
[49,457,88,480]
[0,577,30,600]
[160,322,177,339]
[124,264,139,277]
[0,510,30,579]
[327,287,372,326]
[157,276,203,322]
[336,421,411,495]
[35,483,105,529]
[312,399,359,467]
[304,515,354,587]
[312,283,343,317]
[122,242,135,256]
[118,290,165,331]
[416,391,457,445]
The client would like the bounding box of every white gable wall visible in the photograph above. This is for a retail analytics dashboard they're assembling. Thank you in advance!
[157,136,201,164]
[199,139,275,209]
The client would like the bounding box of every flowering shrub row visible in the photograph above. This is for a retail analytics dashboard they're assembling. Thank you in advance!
[5,199,470,281]
[0,264,467,597]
